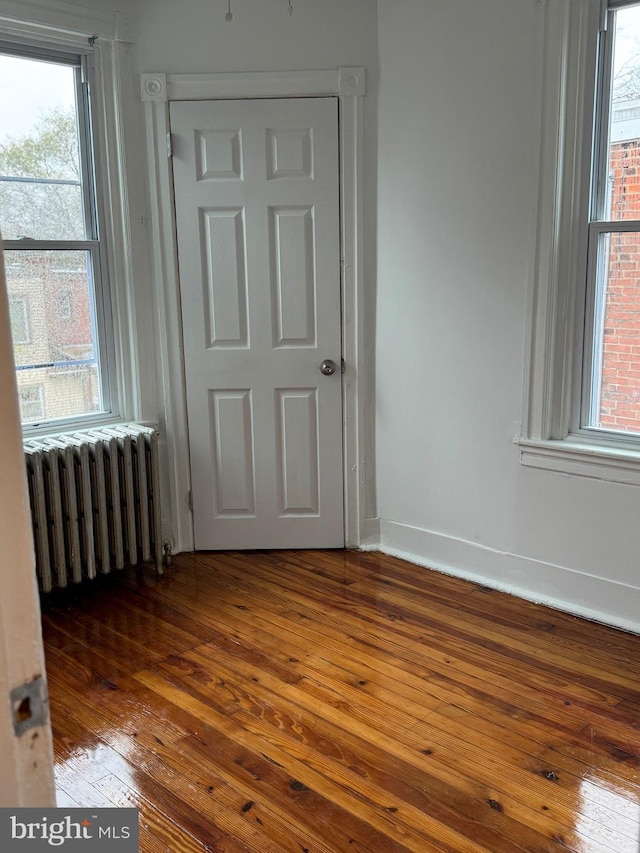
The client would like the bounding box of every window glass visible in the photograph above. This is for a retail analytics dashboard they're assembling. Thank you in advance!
[0,42,111,429]
[605,5,640,220]
[587,2,640,436]
[5,250,102,422]
[0,54,85,241]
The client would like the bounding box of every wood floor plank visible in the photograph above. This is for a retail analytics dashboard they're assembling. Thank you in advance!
[43,549,640,852]
[52,696,313,853]
[171,638,636,852]
[177,551,620,702]
[209,552,638,704]
[161,559,619,734]
[117,551,640,796]
[121,560,640,812]
[50,673,408,853]
[134,668,499,853]
[42,588,205,655]
[156,647,585,853]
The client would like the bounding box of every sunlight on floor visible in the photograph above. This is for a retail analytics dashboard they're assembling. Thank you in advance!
[575,774,640,852]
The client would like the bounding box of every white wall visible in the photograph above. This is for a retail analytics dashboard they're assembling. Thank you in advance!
[134,0,376,76]
[376,0,640,632]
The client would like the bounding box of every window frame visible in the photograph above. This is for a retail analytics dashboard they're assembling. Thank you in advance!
[520,0,640,485]
[580,0,640,440]
[0,37,116,432]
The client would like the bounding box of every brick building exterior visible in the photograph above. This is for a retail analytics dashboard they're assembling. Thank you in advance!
[598,100,640,433]
[7,252,98,424]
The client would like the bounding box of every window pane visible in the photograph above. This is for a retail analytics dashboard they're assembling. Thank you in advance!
[5,250,105,423]
[603,4,640,220]
[591,230,640,434]
[0,54,85,240]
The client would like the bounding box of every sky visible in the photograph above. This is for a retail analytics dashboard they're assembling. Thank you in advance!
[0,54,76,145]
[613,5,640,82]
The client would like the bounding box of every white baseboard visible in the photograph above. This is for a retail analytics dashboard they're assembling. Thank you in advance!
[375,519,640,636]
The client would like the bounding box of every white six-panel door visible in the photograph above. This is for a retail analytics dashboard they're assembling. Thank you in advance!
[170,97,344,549]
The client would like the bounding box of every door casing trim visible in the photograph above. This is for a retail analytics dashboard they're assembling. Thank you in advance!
[142,68,367,551]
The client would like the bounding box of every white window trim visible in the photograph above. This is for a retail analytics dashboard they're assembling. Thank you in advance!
[0,1,132,44]
[519,0,640,484]
[141,68,368,553]
[0,1,145,437]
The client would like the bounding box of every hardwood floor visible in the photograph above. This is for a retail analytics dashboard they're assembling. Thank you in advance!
[41,549,640,852]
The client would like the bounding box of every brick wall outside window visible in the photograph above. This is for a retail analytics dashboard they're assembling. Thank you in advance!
[598,138,640,432]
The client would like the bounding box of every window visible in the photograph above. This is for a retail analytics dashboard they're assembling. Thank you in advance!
[521,0,640,483]
[0,40,113,430]
[18,385,45,422]
[584,1,640,437]
[9,297,30,344]
[58,290,73,320]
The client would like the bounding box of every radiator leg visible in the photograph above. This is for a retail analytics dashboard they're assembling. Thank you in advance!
[154,541,169,577]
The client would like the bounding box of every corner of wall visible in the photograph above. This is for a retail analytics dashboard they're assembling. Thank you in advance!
[376,518,640,636]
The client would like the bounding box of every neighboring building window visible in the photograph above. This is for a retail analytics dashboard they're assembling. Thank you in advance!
[522,0,640,482]
[58,290,73,321]
[18,385,45,422]
[0,40,112,428]
[9,296,29,344]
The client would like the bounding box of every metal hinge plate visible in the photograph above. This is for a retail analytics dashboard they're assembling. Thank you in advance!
[10,676,48,737]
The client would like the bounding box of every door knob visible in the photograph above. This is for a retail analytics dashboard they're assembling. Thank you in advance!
[319,359,337,376]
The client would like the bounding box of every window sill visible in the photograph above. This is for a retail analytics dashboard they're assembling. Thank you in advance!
[518,436,640,486]
[22,414,120,441]
[22,417,159,444]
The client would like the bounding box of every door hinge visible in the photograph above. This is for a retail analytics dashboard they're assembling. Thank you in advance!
[187,489,193,512]
[10,676,48,737]
[167,132,173,158]
[341,357,346,374]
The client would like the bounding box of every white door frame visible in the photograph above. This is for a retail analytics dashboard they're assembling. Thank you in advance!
[141,68,367,552]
